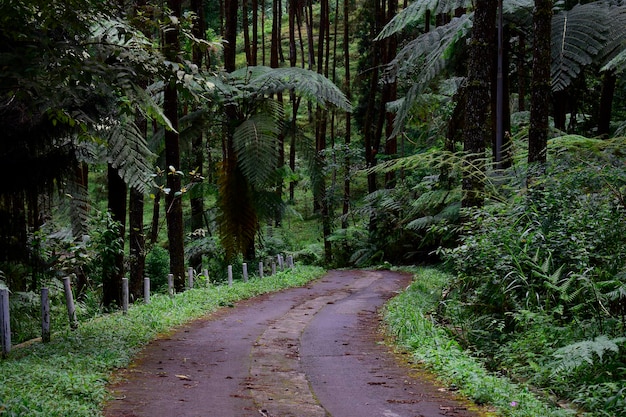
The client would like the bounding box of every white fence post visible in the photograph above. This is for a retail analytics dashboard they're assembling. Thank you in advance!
[168,274,174,297]
[259,262,264,279]
[144,277,150,304]
[122,278,129,314]
[228,265,233,286]
[62,276,78,329]
[243,263,248,282]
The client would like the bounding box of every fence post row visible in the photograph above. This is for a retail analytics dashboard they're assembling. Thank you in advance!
[0,288,10,357]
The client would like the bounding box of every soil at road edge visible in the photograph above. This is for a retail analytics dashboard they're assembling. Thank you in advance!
[103,270,486,417]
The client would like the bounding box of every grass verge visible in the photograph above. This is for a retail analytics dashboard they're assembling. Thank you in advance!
[384,267,574,417]
[0,265,325,417]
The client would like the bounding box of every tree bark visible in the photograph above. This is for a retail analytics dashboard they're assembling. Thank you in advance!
[598,70,616,138]
[103,164,127,307]
[461,0,497,208]
[528,0,553,170]
[164,0,185,291]
[129,187,145,298]
[342,0,352,228]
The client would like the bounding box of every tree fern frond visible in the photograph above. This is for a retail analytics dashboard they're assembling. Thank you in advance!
[105,118,154,193]
[551,3,610,91]
[387,15,473,138]
[244,66,352,111]
[233,114,281,188]
[599,5,626,73]
[377,0,471,40]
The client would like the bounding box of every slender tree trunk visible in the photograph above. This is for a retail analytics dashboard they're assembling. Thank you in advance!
[517,32,527,112]
[252,0,259,65]
[243,0,252,65]
[128,187,145,298]
[461,0,497,208]
[71,162,89,297]
[528,0,553,171]
[103,164,127,307]
[164,0,185,291]
[342,0,351,228]
[190,0,206,270]
[288,0,298,202]
[598,70,616,138]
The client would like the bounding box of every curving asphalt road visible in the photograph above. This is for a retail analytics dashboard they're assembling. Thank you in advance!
[104,270,480,417]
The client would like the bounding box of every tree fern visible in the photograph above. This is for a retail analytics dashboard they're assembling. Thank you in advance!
[551,3,610,92]
[599,4,626,73]
[376,0,472,40]
[386,15,473,138]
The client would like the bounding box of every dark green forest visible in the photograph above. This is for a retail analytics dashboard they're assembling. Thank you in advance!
[2,0,626,415]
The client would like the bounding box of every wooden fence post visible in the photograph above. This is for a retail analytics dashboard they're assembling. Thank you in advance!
[243,263,248,282]
[277,254,284,270]
[271,262,276,276]
[41,288,50,343]
[287,255,294,268]
[259,262,264,279]
[0,288,10,357]
[203,269,209,286]
[62,276,78,329]
[122,278,129,314]
[228,265,233,286]
[144,277,150,304]
[168,274,174,297]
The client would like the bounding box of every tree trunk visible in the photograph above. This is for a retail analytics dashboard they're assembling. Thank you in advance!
[252,0,259,65]
[342,0,351,228]
[243,0,252,65]
[190,0,206,270]
[129,187,145,298]
[528,0,553,170]
[461,0,497,208]
[598,70,616,138]
[103,164,127,307]
[164,0,185,291]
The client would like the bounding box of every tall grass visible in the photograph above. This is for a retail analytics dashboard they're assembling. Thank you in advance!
[384,267,573,417]
[0,266,324,417]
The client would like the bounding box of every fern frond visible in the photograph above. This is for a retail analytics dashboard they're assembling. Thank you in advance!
[105,117,155,193]
[377,0,471,40]
[552,336,626,375]
[551,3,610,91]
[599,5,626,73]
[387,15,473,138]
[229,66,352,111]
[233,114,281,188]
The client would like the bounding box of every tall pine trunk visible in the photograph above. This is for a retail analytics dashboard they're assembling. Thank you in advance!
[528,0,553,171]
[461,0,496,208]
[164,0,185,290]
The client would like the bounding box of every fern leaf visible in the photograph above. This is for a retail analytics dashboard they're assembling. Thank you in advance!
[551,3,610,91]
[387,15,472,138]
[105,118,155,193]
[377,0,471,40]
[552,336,626,374]
[233,114,281,188]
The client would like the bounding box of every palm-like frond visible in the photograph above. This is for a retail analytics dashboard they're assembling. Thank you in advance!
[376,0,472,40]
[551,3,610,91]
[228,66,352,111]
[599,4,626,73]
[233,114,281,188]
[386,14,473,138]
[105,117,154,193]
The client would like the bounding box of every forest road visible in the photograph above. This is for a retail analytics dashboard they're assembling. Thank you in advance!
[103,270,481,417]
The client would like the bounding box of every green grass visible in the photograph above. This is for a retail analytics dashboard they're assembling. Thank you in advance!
[0,265,325,417]
[384,267,574,417]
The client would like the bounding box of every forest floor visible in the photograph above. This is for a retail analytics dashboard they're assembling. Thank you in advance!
[103,270,488,417]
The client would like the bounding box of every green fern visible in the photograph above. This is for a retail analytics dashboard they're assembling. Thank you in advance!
[552,335,626,375]
[105,117,154,193]
[551,3,610,92]
[385,15,472,139]
[376,0,472,40]
[233,114,281,188]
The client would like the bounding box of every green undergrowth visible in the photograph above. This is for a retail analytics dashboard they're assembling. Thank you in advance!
[0,265,325,417]
[384,267,574,417]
